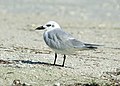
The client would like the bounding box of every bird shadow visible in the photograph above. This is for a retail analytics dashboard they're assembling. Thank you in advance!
[12,60,72,68]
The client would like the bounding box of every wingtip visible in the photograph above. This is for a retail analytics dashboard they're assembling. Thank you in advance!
[84,43,104,49]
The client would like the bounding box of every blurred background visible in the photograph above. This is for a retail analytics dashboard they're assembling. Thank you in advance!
[0,0,120,28]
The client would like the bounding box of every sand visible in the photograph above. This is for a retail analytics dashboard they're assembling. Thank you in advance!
[0,0,120,86]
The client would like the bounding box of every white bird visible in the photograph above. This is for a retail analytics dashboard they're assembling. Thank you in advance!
[35,21,101,67]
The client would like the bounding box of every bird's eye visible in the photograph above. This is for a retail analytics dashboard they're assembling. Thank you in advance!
[46,24,51,27]
[52,25,54,27]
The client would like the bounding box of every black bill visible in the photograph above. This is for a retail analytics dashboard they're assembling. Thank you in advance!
[35,26,45,30]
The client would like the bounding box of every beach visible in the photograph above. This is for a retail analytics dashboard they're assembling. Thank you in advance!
[0,0,120,86]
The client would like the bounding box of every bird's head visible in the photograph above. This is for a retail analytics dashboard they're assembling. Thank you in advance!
[35,21,61,31]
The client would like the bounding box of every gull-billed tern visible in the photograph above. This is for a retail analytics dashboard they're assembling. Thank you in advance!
[35,21,101,67]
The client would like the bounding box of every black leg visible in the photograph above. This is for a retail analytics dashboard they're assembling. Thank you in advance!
[53,53,57,65]
[62,55,66,67]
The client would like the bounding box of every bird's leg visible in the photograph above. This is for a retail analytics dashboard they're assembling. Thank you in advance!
[62,55,66,67]
[53,53,57,65]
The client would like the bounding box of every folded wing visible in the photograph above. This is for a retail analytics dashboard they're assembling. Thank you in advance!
[45,29,101,50]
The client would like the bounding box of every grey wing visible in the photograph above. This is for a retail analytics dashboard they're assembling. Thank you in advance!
[68,38,101,49]
[50,29,86,49]
[44,29,78,50]
[44,29,99,50]
[68,38,85,48]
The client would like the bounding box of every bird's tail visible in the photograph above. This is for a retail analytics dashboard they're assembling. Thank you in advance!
[84,43,103,49]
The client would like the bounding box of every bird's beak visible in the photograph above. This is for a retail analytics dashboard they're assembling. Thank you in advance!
[35,26,45,30]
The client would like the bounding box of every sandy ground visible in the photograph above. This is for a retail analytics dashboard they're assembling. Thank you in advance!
[0,0,120,86]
